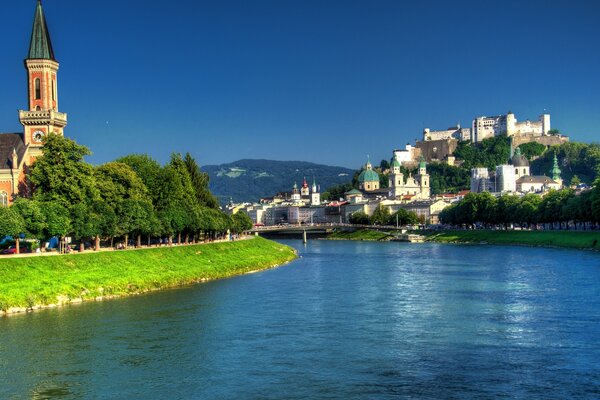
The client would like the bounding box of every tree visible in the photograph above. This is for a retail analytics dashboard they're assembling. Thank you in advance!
[29,134,99,207]
[518,142,546,160]
[41,201,71,252]
[115,154,162,204]
[349,211,370,225]
[570,175,581,187]
[231,211,253,234]
[183,153,219,209]
[0,206,25,254]
[12,198,46,240]
[371,204,390,225]
[380,159,390,171]
[390,208,419,226]
[95,162,154,248]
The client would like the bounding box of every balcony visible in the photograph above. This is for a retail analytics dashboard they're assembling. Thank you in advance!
[19,109,68,127]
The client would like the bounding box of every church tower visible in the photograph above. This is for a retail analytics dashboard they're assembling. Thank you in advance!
[310,178,320,206]
[19,0,67,161]
[415,156,430,199]
[388,153,404,198]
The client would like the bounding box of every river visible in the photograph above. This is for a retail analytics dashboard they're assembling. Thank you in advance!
[1,240,599,399]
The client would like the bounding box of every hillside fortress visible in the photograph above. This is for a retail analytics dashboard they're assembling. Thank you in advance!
[0,1,66,206]
[416,111,569,163]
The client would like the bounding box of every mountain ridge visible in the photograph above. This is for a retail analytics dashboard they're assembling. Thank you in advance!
[203,159,354,203]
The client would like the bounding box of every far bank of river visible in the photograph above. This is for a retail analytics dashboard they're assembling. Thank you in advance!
[0,237,296,315]
[327,228,600,251]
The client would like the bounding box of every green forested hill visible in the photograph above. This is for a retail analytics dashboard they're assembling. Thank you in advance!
[204,159,354,203]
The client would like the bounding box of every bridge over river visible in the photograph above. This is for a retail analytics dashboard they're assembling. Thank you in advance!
[250,223,412,238]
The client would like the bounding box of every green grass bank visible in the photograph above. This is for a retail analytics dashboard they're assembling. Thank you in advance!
[328,229,392,241]
[423,230,600,251]
[0,237,296,314]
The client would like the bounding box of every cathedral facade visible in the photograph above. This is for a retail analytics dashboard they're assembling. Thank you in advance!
[0,1,67,206]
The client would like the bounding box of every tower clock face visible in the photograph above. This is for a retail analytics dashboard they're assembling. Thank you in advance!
[32,130,45,143]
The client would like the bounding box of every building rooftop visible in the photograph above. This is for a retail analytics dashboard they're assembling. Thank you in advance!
[0,133,26,170]
[28,0,56,61]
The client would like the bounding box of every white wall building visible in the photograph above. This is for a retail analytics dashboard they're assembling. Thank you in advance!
[393,144,418,165]
[472,112,550,142]
[496,165,517,193]
[423,125,471,141]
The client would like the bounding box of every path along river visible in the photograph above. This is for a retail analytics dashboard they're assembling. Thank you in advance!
[1,240,599,399]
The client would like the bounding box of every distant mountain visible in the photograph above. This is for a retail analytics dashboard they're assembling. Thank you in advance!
[203,159,354,203]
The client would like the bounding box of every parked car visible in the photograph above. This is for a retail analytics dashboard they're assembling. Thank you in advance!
[1,246,17,255]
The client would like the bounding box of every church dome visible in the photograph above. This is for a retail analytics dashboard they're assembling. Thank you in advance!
[511,147,529,167]
[358,169,379,183]
[391,156,400,168]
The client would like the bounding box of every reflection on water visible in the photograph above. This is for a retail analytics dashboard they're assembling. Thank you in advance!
[1,241,599,399]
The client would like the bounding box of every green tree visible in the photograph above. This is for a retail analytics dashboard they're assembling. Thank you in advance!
[40,201,71,252]
[0,206,25,254]
[115,154,162,203]
[371,204,391,225]
[349,211,370,225]
[518,142,546,160]
[183,153,219,209]
[12,198,46,240]
[390,208,419,226]
[29,134,99,207]
[231,211,253,233]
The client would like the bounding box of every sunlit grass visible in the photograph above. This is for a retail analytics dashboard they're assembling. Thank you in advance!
[329,229,392,241]
[424,230,600,250]
[0,237,296,311]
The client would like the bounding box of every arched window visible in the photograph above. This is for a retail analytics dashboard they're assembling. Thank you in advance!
[34,78,41,100]
[0,191,8,207]
[52,80,55,101]
[515,168,518,174]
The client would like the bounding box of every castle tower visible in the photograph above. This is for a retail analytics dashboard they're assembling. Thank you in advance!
[415,156,430,198]
[310,178,320,206]
[19,0,67,160]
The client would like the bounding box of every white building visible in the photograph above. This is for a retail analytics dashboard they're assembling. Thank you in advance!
[393,143,419,165]
[423,125,471,141]
[470,168,491,193]
[472,112,550,142]
[496,165,517,193]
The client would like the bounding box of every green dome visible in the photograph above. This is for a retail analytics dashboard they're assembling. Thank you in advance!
[358,169,379,183]
[391,156,400,168]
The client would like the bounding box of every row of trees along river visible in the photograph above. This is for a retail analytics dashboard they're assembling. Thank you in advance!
[0,134,253,254]
[440,185,600,230]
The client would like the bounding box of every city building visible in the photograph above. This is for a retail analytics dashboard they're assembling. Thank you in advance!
[1,1,67,206]
[495,165,517,193]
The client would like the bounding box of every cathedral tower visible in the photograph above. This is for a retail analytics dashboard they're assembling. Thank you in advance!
[19,0,67,160]
[415,156,430,199]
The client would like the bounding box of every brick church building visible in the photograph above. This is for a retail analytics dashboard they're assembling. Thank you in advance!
[0,0,67,206]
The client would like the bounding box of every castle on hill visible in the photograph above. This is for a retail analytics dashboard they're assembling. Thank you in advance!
[0,1,67,206]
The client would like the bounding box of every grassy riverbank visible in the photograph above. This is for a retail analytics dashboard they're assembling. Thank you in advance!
[423,230,600,251]
[0,237,296,313]
[328,229,392,241]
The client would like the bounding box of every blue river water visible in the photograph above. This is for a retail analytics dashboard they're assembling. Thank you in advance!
[1,240,599,399]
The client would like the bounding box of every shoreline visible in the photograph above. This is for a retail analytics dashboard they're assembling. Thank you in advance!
[320,228,600,251]
[0,237,297,317]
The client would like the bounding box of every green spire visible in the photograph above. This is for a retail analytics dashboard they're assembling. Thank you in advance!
[551,153,562,181]
[419,155,426,170]
[28,0,56,60]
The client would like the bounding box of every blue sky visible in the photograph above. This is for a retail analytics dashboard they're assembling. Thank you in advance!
[0,0,599,169]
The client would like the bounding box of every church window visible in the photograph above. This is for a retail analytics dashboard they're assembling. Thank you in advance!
[0,191,8,207]
[52,80,55,101]
[515,168,518,174]
[35,78,41,100]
